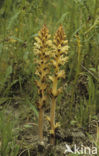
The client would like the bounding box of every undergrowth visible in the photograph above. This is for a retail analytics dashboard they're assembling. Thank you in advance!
[0,0,99,155]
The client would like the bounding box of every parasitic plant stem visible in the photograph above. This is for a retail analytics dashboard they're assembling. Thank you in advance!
[39,107,44,142]
[50,97,56,144]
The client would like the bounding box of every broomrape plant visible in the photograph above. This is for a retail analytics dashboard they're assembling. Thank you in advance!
[34,25,68,145]
[49,25,68,144]
[34,25,52,143]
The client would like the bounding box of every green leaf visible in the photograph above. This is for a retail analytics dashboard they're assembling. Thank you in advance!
[7,11,21,30]
[0,98,9,105]
[24,124,33,128]
[57,12,69,25]
[6,65,12,78]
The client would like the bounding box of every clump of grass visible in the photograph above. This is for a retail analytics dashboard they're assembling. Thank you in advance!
[0,111,19,156]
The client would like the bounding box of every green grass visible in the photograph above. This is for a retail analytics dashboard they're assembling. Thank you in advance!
[0,0,99,155]
[0,111,19,156]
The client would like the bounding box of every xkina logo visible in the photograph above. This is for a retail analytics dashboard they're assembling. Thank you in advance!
[64,144,97,155]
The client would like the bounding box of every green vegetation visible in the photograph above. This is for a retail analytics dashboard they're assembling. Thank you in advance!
[0,0,99,155]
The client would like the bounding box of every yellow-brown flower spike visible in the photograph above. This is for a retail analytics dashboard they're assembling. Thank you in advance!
[34,25,52,143]
[49,25,68,145]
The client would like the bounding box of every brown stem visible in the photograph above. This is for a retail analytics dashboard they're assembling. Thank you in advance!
[38,107,44,142]
[50,97,56,145]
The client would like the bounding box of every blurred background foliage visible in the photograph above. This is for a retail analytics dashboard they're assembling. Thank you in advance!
[0,0,99,155]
